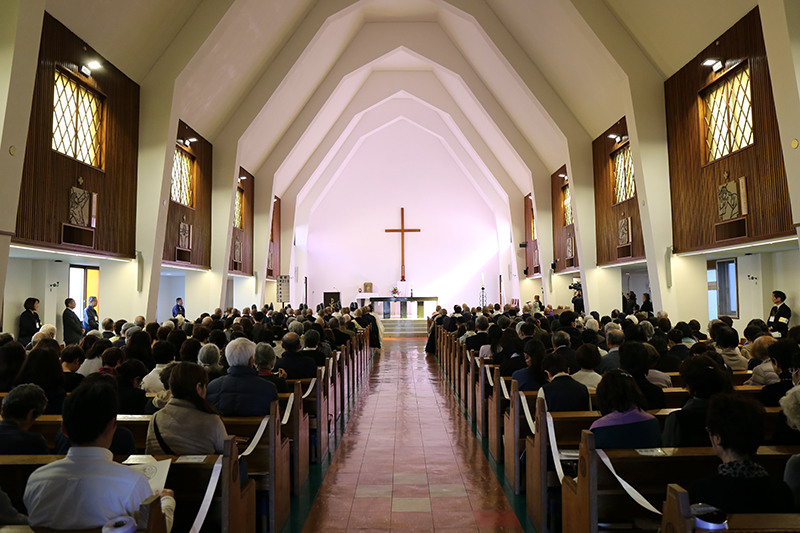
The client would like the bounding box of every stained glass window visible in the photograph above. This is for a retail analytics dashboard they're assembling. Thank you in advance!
[703,66,753,162]
[612,144,635,204]
[563,185,573,226]
[171,147,194,207]
[52,70,103,168]
[234,188,244,229]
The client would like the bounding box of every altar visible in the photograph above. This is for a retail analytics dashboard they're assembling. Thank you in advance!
[368,296,438,319]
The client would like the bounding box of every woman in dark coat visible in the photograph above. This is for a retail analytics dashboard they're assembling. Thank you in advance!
[18,297,41,347]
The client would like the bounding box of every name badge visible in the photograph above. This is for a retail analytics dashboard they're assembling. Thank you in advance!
[779,317,789,324]
[769,316,775,322]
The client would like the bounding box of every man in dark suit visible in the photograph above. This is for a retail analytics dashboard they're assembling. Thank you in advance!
[274,332,317,379]
[499,337,526,376]
[551,330,579,374]
[539,353,590,411]
[62,298,83,346]
[596,329,625,374]
[465,315,490,352]
[768,290,792,338]
[300,329,327,367]
[82,296,99,332]
[329,317,351,349]
[0,384,50,455]
[172,297,186,318]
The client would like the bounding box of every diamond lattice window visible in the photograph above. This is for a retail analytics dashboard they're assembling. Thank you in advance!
[171,147,194,207]
[612,144,635,204]
[563,186,573,226]
[234,188,244,229]
[703,66,753,163]
[52,70,103,168]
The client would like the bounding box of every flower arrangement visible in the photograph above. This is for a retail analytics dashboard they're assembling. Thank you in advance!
[391,286,400,296]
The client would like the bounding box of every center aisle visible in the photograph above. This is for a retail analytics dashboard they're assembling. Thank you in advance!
[301,338,526,532]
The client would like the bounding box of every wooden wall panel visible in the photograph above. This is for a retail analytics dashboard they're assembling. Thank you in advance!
[162,121,212,269]
[593,117,646,265]
[14,13,140,258]
[229,167,254,275]
[665,7,793,253]
[266,197,280,280]
[551,166,578,273]
[524,194,540,277]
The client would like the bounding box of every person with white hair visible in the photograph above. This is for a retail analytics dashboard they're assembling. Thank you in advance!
[206,337,278,416]
[197,344,225,381]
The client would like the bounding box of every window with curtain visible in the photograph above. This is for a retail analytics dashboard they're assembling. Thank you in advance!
[703,65,753,163]
[612,144,635,203]
[52,70,103,168]
[715,258,738,318]
[171,147,194,207]
[234,188,244,229]
[563,185,573,226]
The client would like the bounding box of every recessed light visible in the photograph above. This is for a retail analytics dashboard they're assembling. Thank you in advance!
[87,61,101,70]
[702,59,718,67]
[80,65,91,76]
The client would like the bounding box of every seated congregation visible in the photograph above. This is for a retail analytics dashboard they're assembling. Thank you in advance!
[429,299,800,528]
[0,303,378,530]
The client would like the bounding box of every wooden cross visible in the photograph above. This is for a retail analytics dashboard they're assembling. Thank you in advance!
[385,207,420,282]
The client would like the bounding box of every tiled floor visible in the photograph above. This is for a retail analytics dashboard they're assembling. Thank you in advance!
[301,338,524,532]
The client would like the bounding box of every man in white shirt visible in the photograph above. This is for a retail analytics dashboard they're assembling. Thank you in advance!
[24,378,176,531]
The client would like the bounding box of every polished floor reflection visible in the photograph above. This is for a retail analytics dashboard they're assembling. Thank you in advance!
[302,338,523,532]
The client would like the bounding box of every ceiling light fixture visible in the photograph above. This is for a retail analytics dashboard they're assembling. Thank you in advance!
[187,137,198,143]
[702,59,718,67]
[712,61,724,72]
[80,65,92,76]
[87,60,101,70]
[558,173,567,178]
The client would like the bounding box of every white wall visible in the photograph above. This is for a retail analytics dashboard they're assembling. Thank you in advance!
[624,270,651,309]
[231,276,258,312]
[3,257,32,337]
[156,274,185,324]
[304,119,501,311]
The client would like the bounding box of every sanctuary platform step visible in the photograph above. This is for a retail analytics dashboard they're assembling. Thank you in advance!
[381,318,429,337]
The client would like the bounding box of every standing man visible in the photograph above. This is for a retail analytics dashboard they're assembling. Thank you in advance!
[82,296,98,333]
[62,298,84,346]
[768,290,792,338]
[172,298,185,318]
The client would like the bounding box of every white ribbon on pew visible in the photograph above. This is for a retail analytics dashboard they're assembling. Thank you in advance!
[519,391,535,435]
[281,394,294,426]
[240,415,270,457]
[302,378,317,399]
[328,357,334,375]
[320,366,325,380]
[596,450,662,515]
[189,455,223,533]
[485,365,494,387]
[500,378,510,400]
[545,412,565,483]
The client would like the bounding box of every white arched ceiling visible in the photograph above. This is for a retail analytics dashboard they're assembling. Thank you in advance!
[287,99,519,306]
[161,0,600,311]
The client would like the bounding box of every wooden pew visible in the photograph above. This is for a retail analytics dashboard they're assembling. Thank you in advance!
[475,359,496,439]
[329,353,341,423]
[0,495,167,533]
[286,367,329,464]
[562,430,799,533]
[487,368,509,463]
[0,435,255,533]
[667,370,752,388]
[525,396,784,533]
[466,350,479,423]
[662,484,800,533]
[278,382,308,495]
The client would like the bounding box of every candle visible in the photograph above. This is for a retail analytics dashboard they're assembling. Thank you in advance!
[481,273,485,287]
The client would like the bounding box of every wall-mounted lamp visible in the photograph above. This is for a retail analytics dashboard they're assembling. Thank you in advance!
[703,58,724,72]
[87,60,101,70]
[557,173,567,178]
[80,64,92,76]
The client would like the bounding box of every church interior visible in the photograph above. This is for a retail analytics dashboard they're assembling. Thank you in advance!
[2,0,800,531]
